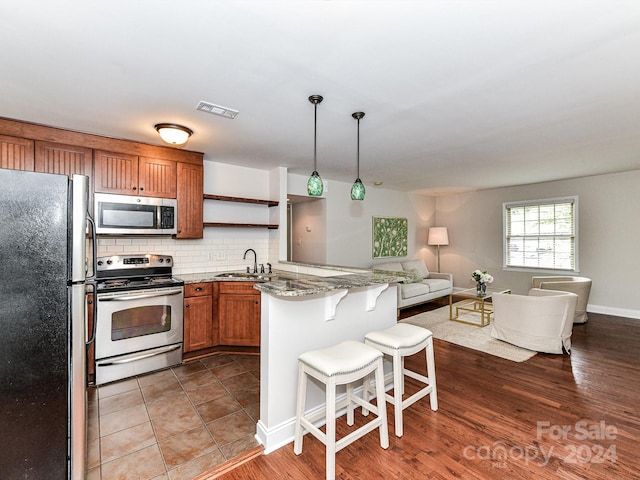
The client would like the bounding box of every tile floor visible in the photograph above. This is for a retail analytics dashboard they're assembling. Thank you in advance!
[87,354,261,480]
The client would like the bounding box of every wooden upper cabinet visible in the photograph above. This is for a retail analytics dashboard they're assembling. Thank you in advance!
[35,140,93,184]
[94,150,139,195]
[138,156,177,198]
[94,150,177,198]
[176,162,203,239]
[0,135,34,171]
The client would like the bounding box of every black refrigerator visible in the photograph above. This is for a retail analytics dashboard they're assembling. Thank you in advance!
[0,169,91,479]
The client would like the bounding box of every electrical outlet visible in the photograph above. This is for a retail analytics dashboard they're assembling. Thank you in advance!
[216,252,226,260]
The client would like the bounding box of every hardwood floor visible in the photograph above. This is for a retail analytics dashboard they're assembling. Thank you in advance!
[212,307,640,479]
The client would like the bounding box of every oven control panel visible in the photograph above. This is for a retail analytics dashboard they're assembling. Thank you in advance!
[97,254,173,271]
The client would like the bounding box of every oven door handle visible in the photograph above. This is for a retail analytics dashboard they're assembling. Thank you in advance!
[98,288,184,301]
[97,344,182,366]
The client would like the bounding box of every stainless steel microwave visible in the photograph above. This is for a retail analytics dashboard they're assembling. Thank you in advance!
[94,193,177,235]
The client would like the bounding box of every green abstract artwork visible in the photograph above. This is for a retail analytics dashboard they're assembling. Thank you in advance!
[372,216,408,258]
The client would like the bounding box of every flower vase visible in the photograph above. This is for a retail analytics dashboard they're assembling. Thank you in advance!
[476,282,487,296]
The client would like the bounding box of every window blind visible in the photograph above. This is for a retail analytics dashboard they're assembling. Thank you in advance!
[504,197,576,271]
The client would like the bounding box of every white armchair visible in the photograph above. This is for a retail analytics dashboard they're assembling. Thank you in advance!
[531,276,592,323]
[491,288,578,354]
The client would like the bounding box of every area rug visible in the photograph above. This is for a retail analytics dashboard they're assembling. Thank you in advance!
[400,303,537,362]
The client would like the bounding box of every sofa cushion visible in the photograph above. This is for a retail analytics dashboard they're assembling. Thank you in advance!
[402,260,429,278]
[423,278,450,293]
[403,268,424,283]
[375,262,404,272]
[400,282,430,299]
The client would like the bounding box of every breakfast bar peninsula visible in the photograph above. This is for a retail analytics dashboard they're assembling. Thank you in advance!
[253,264,406,453]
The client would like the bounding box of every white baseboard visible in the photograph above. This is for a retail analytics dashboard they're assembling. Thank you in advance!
[587,304,640,320]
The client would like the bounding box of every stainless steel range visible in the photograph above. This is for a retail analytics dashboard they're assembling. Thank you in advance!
[94,254,184,385]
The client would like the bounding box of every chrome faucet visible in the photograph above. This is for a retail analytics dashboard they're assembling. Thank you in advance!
[243,248,257,274]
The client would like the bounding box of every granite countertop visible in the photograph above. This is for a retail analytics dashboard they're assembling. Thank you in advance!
[177,268,409,298]
[177,271,277,284]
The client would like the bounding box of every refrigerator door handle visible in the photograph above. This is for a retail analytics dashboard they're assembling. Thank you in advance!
[86,280,98,346]
[86,213,97,281]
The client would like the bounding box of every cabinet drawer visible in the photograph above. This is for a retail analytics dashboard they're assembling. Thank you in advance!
[218,281,259,294]
[185,282,213,297]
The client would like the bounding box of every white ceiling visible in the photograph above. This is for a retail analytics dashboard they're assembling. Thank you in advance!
[2,1,640,194]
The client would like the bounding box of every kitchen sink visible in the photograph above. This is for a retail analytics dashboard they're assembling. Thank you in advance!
[215,272,256,278]
[214,272,277,281]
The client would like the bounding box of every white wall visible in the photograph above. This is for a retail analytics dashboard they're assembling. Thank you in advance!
[436,169,640,317]
[287,173,437,269]
[290,199,327,264]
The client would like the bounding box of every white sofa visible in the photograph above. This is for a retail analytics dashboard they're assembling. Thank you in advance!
[491,288,578,354]
[374,260,453,313]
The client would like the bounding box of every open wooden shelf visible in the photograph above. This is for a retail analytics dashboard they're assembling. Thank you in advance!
[203,222,278,229]
[203,194,279,207]
[203,194,279,229]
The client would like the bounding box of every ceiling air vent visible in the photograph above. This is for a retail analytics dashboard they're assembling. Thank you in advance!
[196,101,239,119]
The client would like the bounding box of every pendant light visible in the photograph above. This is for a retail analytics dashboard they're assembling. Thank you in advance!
[350,111,366,201]
[307,95,324,196]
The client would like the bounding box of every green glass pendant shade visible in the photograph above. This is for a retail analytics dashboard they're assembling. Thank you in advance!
[307,171,324,196]
[351,178,365,200]
[307,95,324,197]
[351,112,366,201]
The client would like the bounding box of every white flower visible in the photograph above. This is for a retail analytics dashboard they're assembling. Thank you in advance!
[472,269,493,284]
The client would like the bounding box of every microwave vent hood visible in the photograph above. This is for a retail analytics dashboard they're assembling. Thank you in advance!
[94,193,177,236]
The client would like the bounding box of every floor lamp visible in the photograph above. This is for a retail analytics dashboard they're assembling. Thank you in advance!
[428,227,449,273]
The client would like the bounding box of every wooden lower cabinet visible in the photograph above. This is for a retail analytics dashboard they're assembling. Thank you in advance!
[183,283,214,353]
[218,282,261,347]
[183,281,261,355]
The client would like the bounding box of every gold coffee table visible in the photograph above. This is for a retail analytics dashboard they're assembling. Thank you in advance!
[449,287,511,327]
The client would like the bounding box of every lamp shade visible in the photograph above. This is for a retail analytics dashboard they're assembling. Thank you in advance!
[428,227,449,246]
[154,123,193,145]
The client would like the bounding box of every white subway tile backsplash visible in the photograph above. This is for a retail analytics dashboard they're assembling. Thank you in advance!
[96,233,278,275]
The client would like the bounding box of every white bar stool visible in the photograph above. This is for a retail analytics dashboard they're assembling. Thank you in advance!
[364,323,438,437]
[293,340,389,480]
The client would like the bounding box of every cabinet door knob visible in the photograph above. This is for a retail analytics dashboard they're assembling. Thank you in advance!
[195,287,202,292]
[132,186,137,190]
[185,304,190,308]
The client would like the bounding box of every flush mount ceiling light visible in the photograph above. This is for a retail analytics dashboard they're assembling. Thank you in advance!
[307,94,324,196]
[350,111,366,201]
[154,123,193,146]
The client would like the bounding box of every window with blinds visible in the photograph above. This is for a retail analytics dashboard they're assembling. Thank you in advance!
[503,196,578,271]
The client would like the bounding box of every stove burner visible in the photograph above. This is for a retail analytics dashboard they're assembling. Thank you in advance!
[95,254,183,292]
